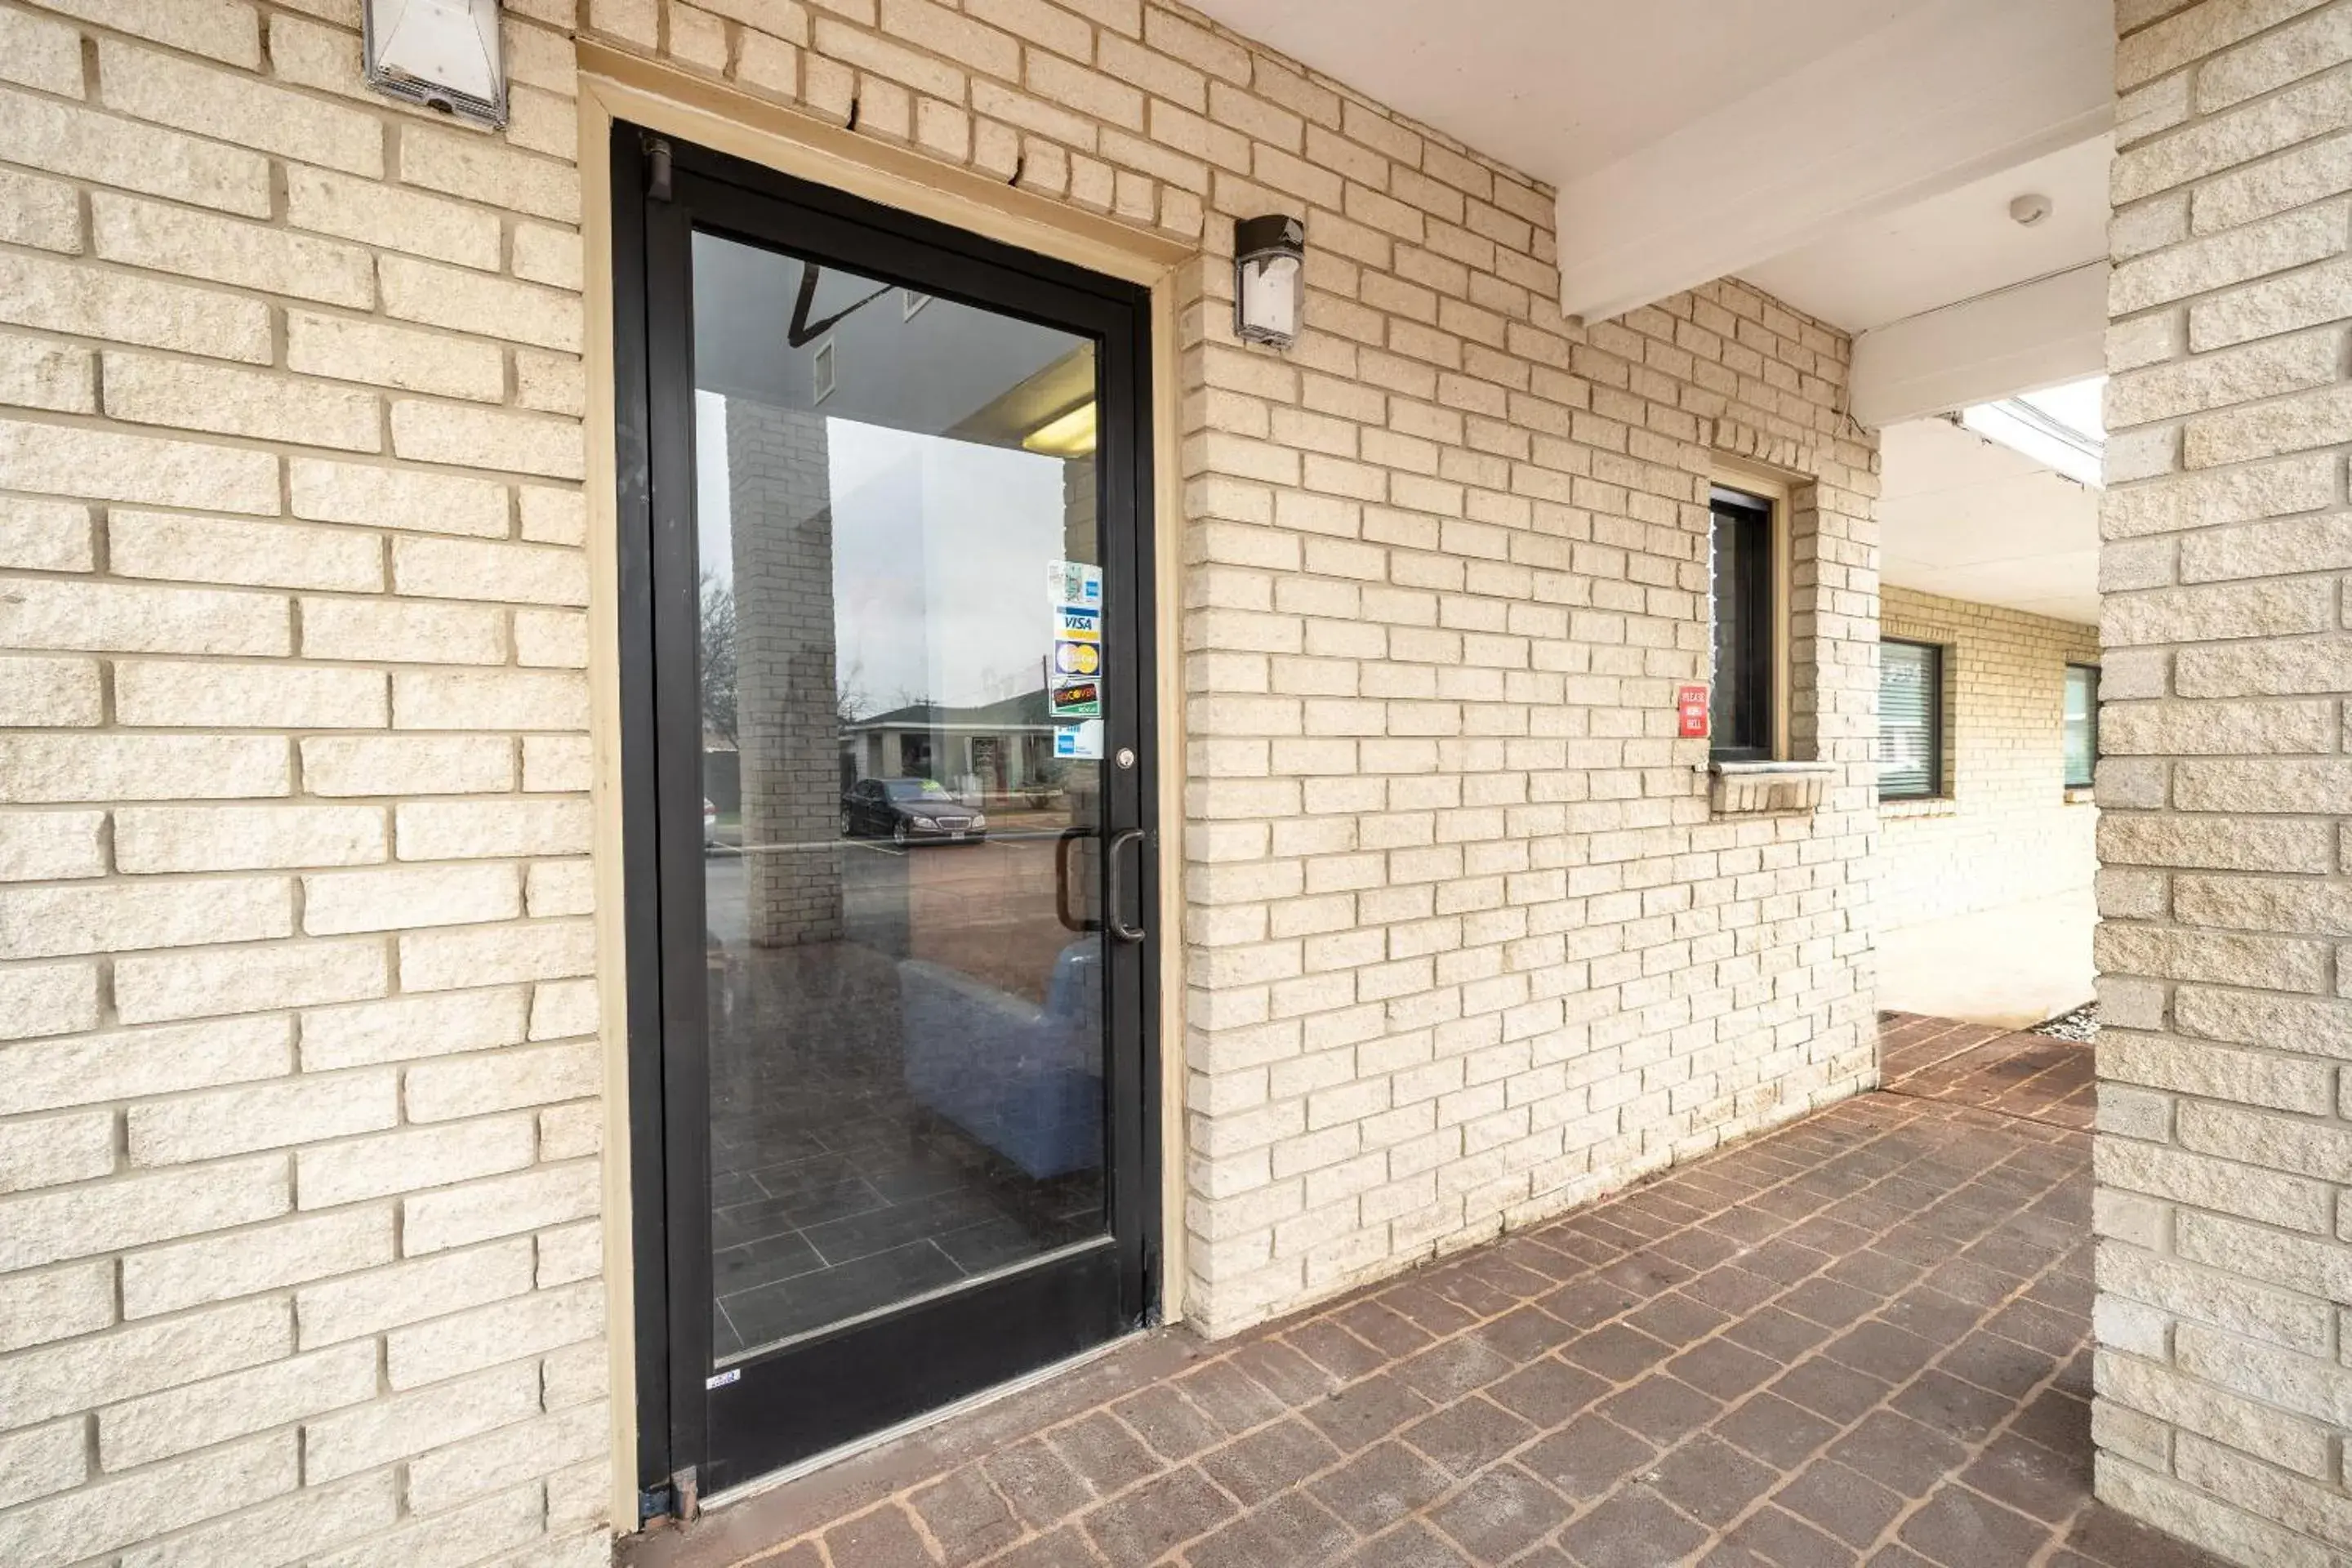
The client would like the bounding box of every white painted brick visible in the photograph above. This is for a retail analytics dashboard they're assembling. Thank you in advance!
[0,875,292,961]
[0,1419,85,1512]
[0,1015,289,1114]
[0,165,80,252]
[102,351,383,453]
[301,733,516,797]
[0,1433,296,1568]
[115,660,389,728]
[398,798,593,859]
[385,1276,603,1388]
[405,1398,608,1513]
[390,399,587,480]
[517,485,586,545]
[0,578,289,657]
[403,1160,600,1254]
[91,191,375,308]
[305,861,522,935]
[114,804,388,873]
[2,402,276,518]
[296,1236,536,1348]
[302,1359,541,1482]
[114,937,389,1024]
[380,255,585,354]
[302,596,510,666]
[289,457,512,539]
[0,808,107,881]
[407,1042,601,1122]
[0,1108,113,1193]
[0,6,84,96]
[0,327,96,412]
[287,310,508,402]
[129,1070,398,1165]
[393,667,591,729]
[0,655,100,727]
[297,1115,540,1209]
[0,496,96,572]
[0,1152,287,1271]
[537,1218,602,1287]
[399,919,597,992]
[514,607,590,667]
[0,1258,114,1353]
[392,535,590,605]
[110,511,385,593]
[538,1102,602,1161]
[301,986,532,1071]
[100,1342,379,1471]
[526,858,595,917]
[122,1206,392,1318]
[523,734,595,792]
[114,1472,397,1568]
[299,1484,539,1568]
[530,978,599,1040]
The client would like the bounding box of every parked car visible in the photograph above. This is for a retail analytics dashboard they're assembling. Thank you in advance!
[840,777,988,845]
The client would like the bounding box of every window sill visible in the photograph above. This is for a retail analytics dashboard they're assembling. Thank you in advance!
[1880,795,1957,819]
[1708,760,1836,818]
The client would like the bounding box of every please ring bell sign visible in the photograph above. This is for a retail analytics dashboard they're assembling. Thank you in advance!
[1677,684,1709,739]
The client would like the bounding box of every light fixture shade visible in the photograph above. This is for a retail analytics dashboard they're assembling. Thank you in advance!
[363,0,506,129]
[1234,215,1305,350]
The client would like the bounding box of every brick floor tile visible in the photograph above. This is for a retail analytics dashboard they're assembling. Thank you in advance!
[1778,1276,1881,1329]
[1310,1440,1452,1534]
[1486,1356,1610,1428]
[1401,1395,1535,1477]
[1113,1384,1224,1462]
[1560,1323,1675,1381]
[1554,1489,1712,1568]
[1301,1373,1435,1454]
[1519,1413,1657,1500]
[1289,1320,1392,1382]
[1380,1281,1481,1337]
[1647,1434,1778,1527]
[983,1437,1095,1531]
[1824,1321,1943,1385]
[1597,1374,1720,1446]
[1720,1305,1831,1362]
[823,1504,934,1568]
[1682,1265,1787,1316]
[1236,1339,1344,1406]
[1183,1491,1352,1568]
[1395,1336,1520,1403]
[1829,1410,1972,1497]
[1772,1458,1904,1548]
[1428,1464,1572,1562]
[1080,1466,1236,1564]
[1889,1370,2018,1446]
[1342,1521,1473,1567]
[1624,1290,1731,1345]
[1470,1305,1574,1365]
[910,1467,1024,1566]
[1334,1300,1438,1360]
[1772,1355,1894,1425]
[1712,1392,1842,1470]
[1052,1411,1161,1495]
[1667,1337,1780,1401]
[1199,1414,1343,1505]
[1934,1331,2055,1400]
[1540,1276,1645,1330]
[1177,1358,1290,1435]
[1716,1504,1851,1568]
[2065,1503,2235,1568]
[2005,1386,2091,1458]
[983,1526,1106,1567]
[1897,1483,2050,1566]
[1960,1428,2090,1523]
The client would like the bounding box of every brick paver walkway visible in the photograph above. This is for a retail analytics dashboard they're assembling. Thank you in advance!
[626,1020,2221,1568]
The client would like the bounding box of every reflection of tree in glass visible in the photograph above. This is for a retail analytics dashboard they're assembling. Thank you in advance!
[697,570,737,746]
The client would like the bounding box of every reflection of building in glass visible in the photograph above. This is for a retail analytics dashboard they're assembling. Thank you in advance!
[841,691,1066,804]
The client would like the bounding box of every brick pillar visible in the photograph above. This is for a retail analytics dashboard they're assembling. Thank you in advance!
[2092,2,2352,1560]
[727,396,843,947]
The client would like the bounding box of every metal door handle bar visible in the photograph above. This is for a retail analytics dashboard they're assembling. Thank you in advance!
[1105,828,1147,944]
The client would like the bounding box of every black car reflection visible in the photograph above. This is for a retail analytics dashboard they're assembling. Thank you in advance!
[840,777,989,845]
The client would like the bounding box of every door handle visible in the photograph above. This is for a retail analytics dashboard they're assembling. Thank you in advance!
[1054,826,1098,934]
[1104,828,1147,944]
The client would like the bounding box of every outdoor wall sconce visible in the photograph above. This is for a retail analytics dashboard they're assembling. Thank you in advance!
[363,0,507,129]
[1234,216,1305,350]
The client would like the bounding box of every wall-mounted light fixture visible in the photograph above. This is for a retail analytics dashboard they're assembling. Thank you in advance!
[363,0,507,129]
[1234,216,1305,351]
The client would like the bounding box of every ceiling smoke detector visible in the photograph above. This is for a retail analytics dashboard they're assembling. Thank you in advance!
[2008,193,2053,227]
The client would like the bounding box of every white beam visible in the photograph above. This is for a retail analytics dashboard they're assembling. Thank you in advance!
[1850,262,2109,429]
[1554,0,2113,323]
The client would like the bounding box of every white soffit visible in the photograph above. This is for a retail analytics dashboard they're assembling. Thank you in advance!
[1879,416,2101,626]
[1847,262,2110,430]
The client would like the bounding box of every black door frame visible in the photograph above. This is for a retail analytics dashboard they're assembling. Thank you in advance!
[610,125,1161,1511]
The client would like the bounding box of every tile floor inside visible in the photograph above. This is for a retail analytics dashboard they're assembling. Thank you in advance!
[626,1016,2224,1568]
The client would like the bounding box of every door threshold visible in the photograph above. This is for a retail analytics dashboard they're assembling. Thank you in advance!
[696,1333,1133,1515]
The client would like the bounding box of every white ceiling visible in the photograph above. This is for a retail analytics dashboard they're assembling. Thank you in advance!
[1187,0,1924,185]
[1878,416,2100,626]
[1741,134,2114,334]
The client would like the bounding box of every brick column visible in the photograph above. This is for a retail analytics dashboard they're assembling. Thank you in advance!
[726,396,843,947]
[2093,2,2352,1561]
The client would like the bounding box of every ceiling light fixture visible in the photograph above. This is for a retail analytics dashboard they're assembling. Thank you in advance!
[2008,193,2053,227]
[1023,401,1098,459]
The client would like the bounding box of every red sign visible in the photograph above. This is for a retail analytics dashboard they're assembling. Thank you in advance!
[1677,684,1710,739]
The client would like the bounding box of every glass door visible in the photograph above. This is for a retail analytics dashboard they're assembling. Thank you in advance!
[615,131,1158,1499]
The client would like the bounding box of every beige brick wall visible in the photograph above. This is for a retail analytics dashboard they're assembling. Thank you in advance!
[0,0,1881,1560]
[0,2,607,1564]
[1878,586,2099,928]
[2093,1,2352,1563]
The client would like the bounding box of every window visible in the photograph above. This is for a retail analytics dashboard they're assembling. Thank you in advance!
[2065,664,2100,789]
[1708,487,1775,761]
[1878,639,1942,800]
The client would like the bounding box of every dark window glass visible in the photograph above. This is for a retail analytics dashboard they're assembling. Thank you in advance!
[1709,488,1774,760]
[2065,663,2100,789]
[1879,639,1941,800]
